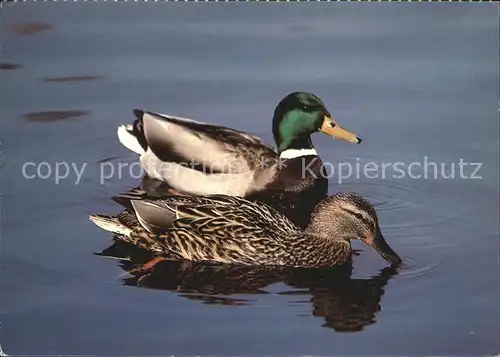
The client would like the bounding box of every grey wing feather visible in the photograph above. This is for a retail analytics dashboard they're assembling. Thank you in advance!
[141,111,278,174]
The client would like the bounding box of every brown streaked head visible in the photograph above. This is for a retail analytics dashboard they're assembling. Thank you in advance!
[306,192,402,265]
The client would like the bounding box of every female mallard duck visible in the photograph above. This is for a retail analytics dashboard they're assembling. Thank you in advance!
[89,192,402,268]
[117,92,361,228]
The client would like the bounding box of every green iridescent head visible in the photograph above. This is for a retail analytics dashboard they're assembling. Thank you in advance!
[272,92,361,154]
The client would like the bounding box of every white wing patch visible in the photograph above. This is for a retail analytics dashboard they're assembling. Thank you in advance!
[140,150,253,196]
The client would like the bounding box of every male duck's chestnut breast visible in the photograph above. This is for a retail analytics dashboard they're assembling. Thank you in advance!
[278,156,328,192]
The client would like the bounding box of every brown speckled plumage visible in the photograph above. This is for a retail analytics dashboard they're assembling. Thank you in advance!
[90,192,402,268]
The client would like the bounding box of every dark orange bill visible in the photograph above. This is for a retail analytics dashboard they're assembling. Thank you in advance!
[366,230,402,265]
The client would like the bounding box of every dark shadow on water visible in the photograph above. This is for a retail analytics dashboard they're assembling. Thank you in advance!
[0,63,22,71]
[96,240,398,332]
[41,75,103,83]
[96,155,122,164]
[11,22,52,36]
[23,110,90,123]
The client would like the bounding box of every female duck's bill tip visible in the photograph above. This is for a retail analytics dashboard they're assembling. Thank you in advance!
[368,233,402,266]
[382,251,403,266]
[355,136,362,144]
[380,249,402,266]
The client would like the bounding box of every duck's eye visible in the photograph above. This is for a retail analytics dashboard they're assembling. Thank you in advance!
[353,212,364,221]
[353,212,375,229]
[302,104,318,113]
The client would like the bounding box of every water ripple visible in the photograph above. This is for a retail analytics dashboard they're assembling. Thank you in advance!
[337,180,464,231]
[340,180,427,212]
[395,255,442,280]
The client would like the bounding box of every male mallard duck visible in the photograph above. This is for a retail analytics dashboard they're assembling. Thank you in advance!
[89,192,402,268]
[117,92,361,228]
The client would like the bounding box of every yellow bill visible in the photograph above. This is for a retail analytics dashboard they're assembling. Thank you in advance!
[320,115,362,144]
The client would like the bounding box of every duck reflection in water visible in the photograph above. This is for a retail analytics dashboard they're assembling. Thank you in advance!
[97,241,398,332]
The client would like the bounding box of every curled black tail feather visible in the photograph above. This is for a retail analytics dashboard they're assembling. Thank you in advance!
[131,109,148,152]
[133,109,144,120]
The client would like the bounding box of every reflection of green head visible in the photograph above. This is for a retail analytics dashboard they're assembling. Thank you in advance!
[272,92,330,153]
